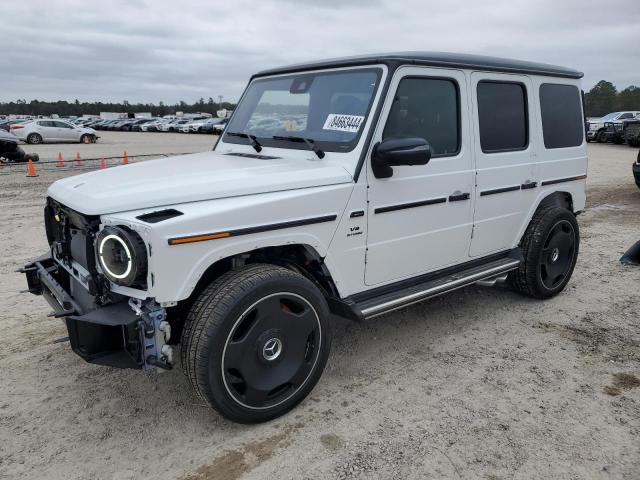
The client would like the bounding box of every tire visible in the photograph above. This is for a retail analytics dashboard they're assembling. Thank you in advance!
[26,133,42,144]
[80,134,91,144]
[510,206,579,299]
[181,263,332,423]
[596,130,607,143]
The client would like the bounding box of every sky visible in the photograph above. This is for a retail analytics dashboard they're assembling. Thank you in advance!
[1,0,639,104]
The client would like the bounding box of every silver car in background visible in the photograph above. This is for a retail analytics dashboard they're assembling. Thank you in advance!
[11,119,98,144]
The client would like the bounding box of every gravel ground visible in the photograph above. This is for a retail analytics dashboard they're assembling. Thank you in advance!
[0,141,638,480]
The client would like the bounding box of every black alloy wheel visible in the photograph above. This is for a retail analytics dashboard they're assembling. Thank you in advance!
[539,220,576,290]
[510,206,579,299]
[181,263,331,423]
[222,292,322,410]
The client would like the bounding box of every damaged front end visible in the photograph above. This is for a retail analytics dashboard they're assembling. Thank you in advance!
[20,198,173,370]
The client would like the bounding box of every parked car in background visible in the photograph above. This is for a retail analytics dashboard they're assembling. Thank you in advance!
[587,111,640,142]
[179,118,210,133]
[198,117,227,134]
[159,119,190,132]
[92,120,119,130]
[623,114,640,147]
[211,117,230,134]
[128,119,156,131]
[140,119,167,132]
[634,150,640,188]
[105,120,129,131]
[0,129,39,163]
[0,119,29,132]
[12,119,98,144]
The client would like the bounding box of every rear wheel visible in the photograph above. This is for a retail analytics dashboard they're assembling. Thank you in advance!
[510,206,579,299]
[26,133,42,144]
[181,264,331,423]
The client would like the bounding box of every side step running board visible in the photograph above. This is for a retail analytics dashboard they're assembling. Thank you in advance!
[357,257,520,319]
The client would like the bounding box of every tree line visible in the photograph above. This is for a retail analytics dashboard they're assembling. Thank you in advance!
[583,81,639,117]
[0,97,236,117]
[1,81,638,119]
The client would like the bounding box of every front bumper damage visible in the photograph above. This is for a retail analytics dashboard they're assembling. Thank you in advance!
[21,252,172,370]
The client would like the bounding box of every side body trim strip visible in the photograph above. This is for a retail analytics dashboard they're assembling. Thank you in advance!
[541,175,587,186]
[374,197,447,214]
[480,185,521,197]
[168,215,338,245]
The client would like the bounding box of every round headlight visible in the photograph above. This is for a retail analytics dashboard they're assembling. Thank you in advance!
[96,226,147,286]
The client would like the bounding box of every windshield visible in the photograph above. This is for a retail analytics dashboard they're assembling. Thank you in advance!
[223,68,382,153]
[598,112,620,121]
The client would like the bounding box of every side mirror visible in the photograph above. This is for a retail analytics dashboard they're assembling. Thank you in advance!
[372,137,432,178]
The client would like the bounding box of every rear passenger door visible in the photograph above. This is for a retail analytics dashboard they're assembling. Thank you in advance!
[469,73,537,257]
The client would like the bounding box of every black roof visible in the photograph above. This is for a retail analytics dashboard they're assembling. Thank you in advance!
[254,51,583,79]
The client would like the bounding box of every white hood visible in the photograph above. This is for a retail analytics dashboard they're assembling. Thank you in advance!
[47,151,352,215]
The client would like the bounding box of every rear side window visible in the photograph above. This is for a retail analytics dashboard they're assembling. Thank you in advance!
[539,84,584,149]
[383,77,460,157]
[477,81,528,153]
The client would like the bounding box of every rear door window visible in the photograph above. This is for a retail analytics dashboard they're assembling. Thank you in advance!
[477,81,528,153]
[539,84,584,149]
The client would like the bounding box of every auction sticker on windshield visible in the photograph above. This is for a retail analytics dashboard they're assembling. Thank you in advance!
[323,114,365,133]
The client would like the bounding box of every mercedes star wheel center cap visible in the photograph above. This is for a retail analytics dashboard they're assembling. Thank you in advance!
[551,248,560,263]
[262,338,283,361]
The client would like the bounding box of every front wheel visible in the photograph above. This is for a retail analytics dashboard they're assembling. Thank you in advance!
[26,133,43,144]
[181,264,331,423]
[510,206,579,299]
[596,130,607,143]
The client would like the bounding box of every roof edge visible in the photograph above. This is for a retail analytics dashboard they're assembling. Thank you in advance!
[253,52,584,80]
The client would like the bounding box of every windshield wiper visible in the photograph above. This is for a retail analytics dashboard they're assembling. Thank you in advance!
[272,135,325,159]
[226,131,262,152]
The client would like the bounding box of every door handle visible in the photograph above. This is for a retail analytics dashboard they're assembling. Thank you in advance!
[448,192,470,202]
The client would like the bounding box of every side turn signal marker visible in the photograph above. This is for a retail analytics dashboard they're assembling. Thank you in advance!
[168,232,231,245]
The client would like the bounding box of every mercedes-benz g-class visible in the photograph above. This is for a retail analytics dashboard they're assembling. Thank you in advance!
[21,52,587,423]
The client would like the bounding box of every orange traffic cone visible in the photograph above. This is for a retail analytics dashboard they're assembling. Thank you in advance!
[26,159,38,177]
[75,152,83,167]
[56,152,65,167]
[99,158,107,169]
[122,150,129,165]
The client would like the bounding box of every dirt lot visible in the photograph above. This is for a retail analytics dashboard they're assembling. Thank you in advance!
[1,141,639,480]
[14,130,218,162]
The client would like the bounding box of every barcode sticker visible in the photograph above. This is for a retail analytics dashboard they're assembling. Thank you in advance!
[322,114,365,133]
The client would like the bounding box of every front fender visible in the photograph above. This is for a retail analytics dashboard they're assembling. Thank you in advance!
[102,184,353,304]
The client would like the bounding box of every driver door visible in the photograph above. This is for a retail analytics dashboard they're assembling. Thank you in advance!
[365,67,474,286]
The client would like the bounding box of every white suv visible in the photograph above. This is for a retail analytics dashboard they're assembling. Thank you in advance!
[22,52,587,423]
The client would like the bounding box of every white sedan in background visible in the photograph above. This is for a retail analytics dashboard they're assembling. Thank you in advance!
[11,119,98,144]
